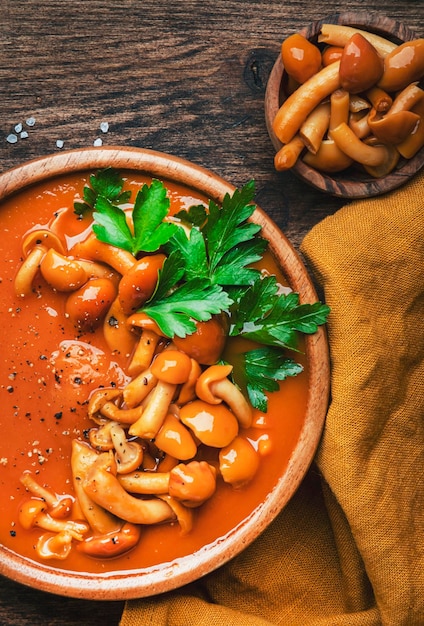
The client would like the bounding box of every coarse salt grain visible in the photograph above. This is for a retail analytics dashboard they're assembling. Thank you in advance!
[20,131,29,139]
[100,121,109,133]
[6,134,18,144]
[93,138,103,147]
[56,139,64,149]
[14,123,23,133]
[26,117,36,127]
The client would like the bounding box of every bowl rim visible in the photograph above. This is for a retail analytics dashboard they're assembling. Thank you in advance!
[0,146,330,600]
[264,12,424,198]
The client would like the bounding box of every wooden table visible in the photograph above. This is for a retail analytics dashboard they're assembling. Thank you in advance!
[0,1,422,623]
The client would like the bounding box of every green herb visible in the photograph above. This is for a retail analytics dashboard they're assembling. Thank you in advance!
[74,167,131,215]
[80,168,330,412]
[236,347,304,413]
[93,179,178,255]
[230,275,330,350]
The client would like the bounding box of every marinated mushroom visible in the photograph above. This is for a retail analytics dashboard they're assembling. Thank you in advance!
[40,248,88,292]
[168,461,217,508]
[129,379,177,439]
[83,466,175,525]
[195,364,252,428]
[18,499,89,540]
[20,472,73,519]
[71,440,122,535]
[36,530,75,560]
[65,278,117,331]
[76,522,141,558]
[110,423,144,473]
[154,412,198,460]
[219,436,260,488]
[15,229,66,297]
[179,399,239,448]
[118,253,166,315]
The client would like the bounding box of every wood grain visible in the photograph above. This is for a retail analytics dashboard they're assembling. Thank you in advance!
[0,1,422,624]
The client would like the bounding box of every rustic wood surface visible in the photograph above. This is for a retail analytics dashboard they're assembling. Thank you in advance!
[0,1,422,624]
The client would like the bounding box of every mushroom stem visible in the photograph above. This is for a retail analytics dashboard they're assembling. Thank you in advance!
[83,467,175,525]
[19,472,72,519]
[129,380,176,439]
[71,440,122,534]
[76,522,141,558]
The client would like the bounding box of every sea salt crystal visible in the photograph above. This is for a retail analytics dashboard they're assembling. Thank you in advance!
[100,121,109,133]
[56,139,64,149]
[6,134,18,144]
[20,131,29,139]
[26,117,36,127]
[14,123,23,133]
[93,137,103,147]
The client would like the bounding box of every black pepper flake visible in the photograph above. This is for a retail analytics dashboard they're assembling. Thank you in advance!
[74,377,82,385]
[7,386,14,393]
[39,355,48,361]
[54,412,63,420]
[9,530,16,537]
[108,316,119,328]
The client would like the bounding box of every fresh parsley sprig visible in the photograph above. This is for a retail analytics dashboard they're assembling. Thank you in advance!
[74,167,131,215]
[76,167,330,411]
[239,347,304,413]
[230,275,330,350]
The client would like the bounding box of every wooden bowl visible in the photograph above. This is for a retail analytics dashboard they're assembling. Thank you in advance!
[265,12,424,198]
[0,147,330,600]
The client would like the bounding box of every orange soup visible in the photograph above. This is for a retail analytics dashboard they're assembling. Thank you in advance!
[0,171,309,575]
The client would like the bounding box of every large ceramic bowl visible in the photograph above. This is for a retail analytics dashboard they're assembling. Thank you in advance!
[265,12,424,198]
[0,147,330,599]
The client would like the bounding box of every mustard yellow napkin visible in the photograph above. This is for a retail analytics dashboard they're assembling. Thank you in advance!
[120,172,424,626]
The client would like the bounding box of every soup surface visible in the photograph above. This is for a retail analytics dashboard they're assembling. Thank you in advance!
[0,172,308,575]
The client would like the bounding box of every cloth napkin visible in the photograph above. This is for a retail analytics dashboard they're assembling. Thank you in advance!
[120,171,424,626]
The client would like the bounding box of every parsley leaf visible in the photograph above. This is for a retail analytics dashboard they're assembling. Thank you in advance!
[74,167,131,215]
[132,179,178,253]
[92,178,178,256]
[237,347,304,412]
[203,181,265,283]
[230,276,330,351]
[141,277,233,338]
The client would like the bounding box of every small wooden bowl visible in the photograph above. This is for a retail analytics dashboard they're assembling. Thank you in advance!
[265,12,424,198]
[0,147,329,600]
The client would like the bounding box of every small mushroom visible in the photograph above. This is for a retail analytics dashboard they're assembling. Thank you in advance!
[128,330,161,377]
[20,472,73,519]
[36,530,75,560]
[88,421,116,451]
[110,423,143,474]
[129,380,177,439]
[15,229,66,297]
[76,522,141,558]
[179,399,239,448]
[195,364,252,429]
[83,466,175,525]
[71,232,135,275]
[169,461,217,508]
[103,296,139,358]
[219,436,260,488]
[99,402,144,425]
[18,499,89,541]
[151,349,193,385]
[122,368,158,409]
[156,495,193,534]
[176,358,202,405]
[154,412,198,460]
[88,387,122,424]
[118,471,170,495]
[40,248,88,292]
[71,440,122,535]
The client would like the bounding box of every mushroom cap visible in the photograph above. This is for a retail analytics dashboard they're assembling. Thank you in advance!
[179,400,239,448]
